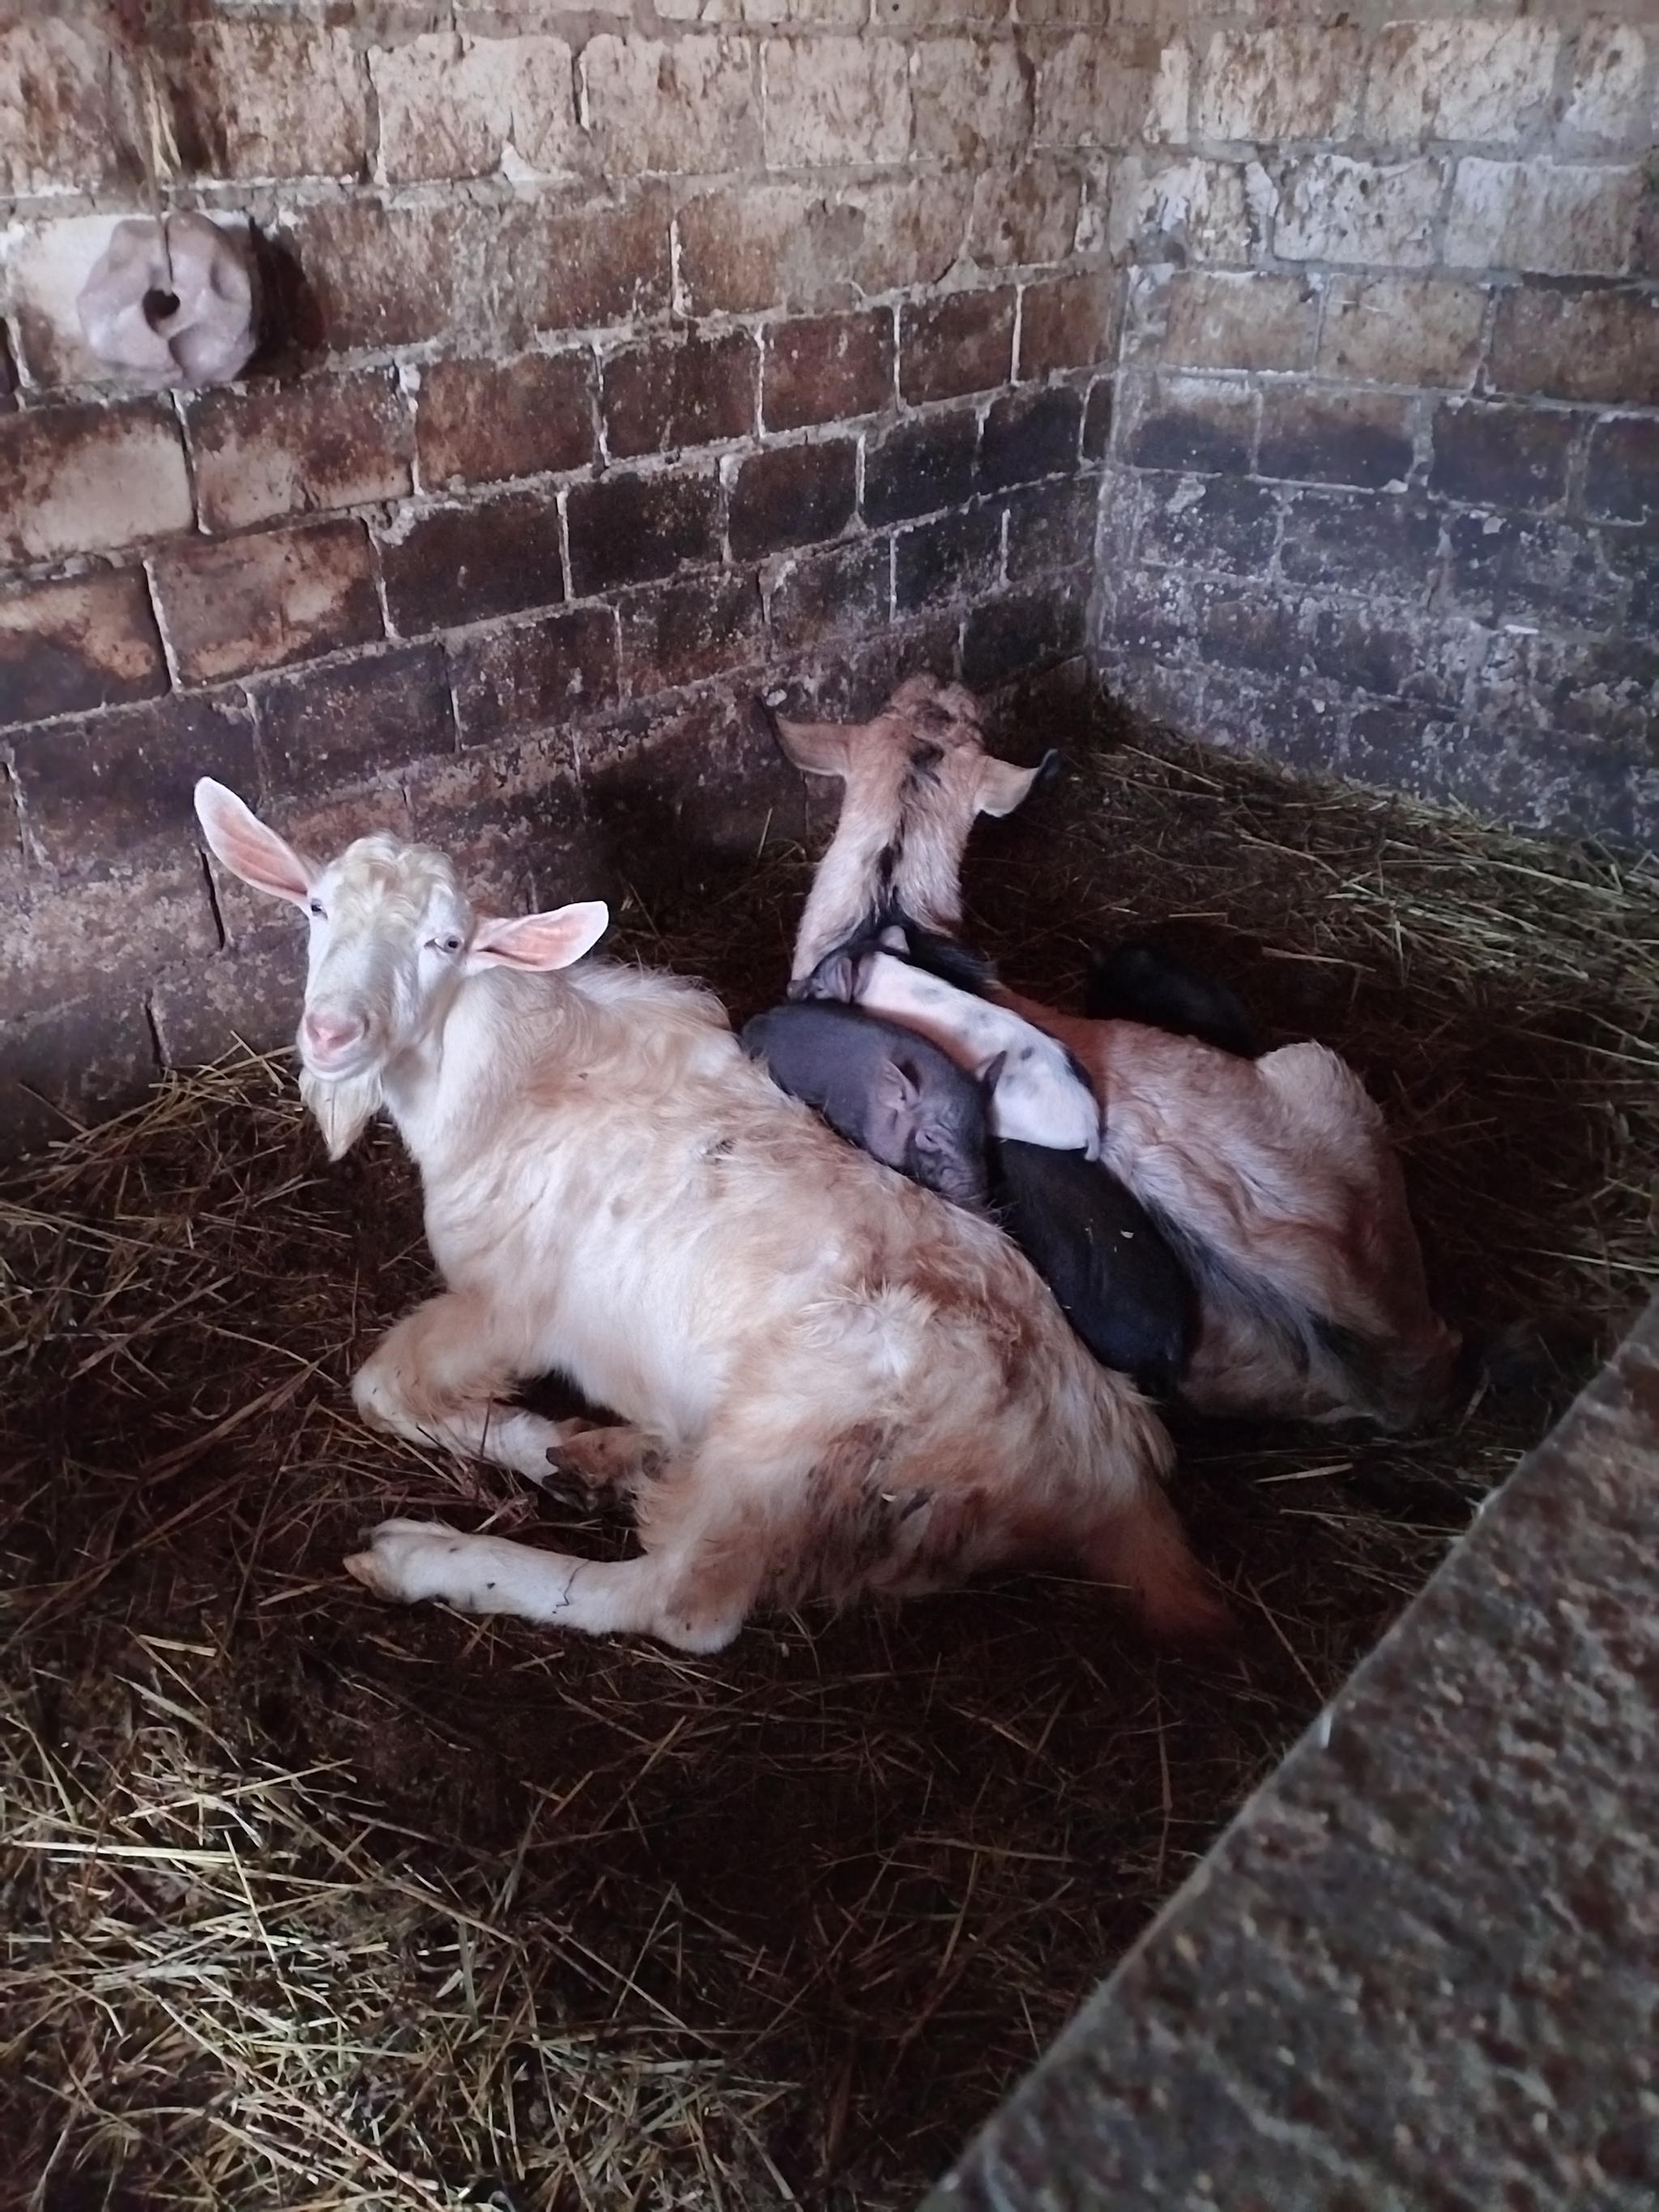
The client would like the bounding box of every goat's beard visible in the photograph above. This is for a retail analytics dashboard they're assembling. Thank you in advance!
[300,1068,383,1161]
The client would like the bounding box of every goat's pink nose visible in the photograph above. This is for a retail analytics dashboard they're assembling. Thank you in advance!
[302,1009,366,1057]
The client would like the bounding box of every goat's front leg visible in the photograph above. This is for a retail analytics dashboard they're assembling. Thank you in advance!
[343,1520,753,1653]
[353,1290,646,1484]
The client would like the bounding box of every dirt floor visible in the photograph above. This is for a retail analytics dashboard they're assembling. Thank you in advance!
[3,711,1656,2210]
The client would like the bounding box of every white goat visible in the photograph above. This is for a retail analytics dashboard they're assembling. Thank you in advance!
[194,779,1231,1651]
[774,683,1464,1430]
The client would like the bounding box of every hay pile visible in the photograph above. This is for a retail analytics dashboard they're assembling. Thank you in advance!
[4,721,1656,2211]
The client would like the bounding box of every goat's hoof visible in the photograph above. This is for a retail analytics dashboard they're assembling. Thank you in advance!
[344,1516,466,1605]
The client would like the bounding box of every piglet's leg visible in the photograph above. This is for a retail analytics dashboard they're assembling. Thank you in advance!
[352,1290,606,1482]
[343,1519,752,1653]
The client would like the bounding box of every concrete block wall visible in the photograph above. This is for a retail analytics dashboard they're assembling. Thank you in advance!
[0,0,1111,1149]
[1094,7,1659,848]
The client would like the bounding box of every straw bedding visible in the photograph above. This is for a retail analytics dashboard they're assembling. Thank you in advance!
[3,713,1656,2210]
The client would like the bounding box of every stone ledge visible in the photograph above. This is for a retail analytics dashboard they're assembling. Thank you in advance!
[927,1293,1659,2212]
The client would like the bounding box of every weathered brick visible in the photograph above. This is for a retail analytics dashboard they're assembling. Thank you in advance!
[0,403,194,567]
[1584,418,1659,524]
[1162,271,1319,374]
[285,190,672,352]
[1139,476,1277,578]
[1446,514,1623,634]
[864,414,979,527]
[403,735,594,914]
[1560,25,1652,156]
[676,177,970,317]
[580,34,753,177]
[417,353,596,491]
[1083,379,1112,458]
[979,386,1082,490]
[1486,287,1659,408]
[1274,156,1444,268]
[1186,578,1300,678]
[763,310,893,431]
[0,19,120,196]
[164,23,366,181]
[901,289,1016,405]
[962,583,1087,691]
[256,645,455,795]
[150,938,310,1076]
[1317,275,1486,390]
[187,371,413,536]
[1018,275,1116,380]
[1034,36,1160,150]
[1126,377,1256,475]
[2,995,160,1154]
[1108,156,1255,268]
[1362,22,1559,147]
[566,469,723,593]
[766,537,891,654]
[602,331,757,458]
[1299,603,1480,712]
[381,492,566,637]
[12,689,254,874]
[729,440,858,558]
[911,38,1030,164]
[1445,161,1640,278]
[621,570,765,696]
[1341,705,1464,808]
[1279,492,1442,598]
[1601,525,1659,633]
[6,860,219,1025]
[1004,475,1098,578]
[0,326,15,415]
[1194,28,1364,143]
[1257,389,1414,490]
[372,32,580,185]
[0,573,168,729]
[1429,402,1575,512]
[153,520,384,688]
[894,505,1001,611]
[449,608,620,745]
[762,36,909,168]
[968,158,1083,271]
[1099,651,1209,742]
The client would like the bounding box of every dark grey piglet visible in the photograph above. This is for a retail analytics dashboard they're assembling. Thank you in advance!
[740,1001,996,1210]
[993,1142,1197,1400]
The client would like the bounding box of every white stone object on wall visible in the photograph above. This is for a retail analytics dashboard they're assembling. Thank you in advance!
[75,213,258,389]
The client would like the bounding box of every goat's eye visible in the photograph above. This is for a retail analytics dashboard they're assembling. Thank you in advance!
[308,899,326,919]
[433,932,464,957]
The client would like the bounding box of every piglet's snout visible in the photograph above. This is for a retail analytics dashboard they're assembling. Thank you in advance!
[301,1008,369,1065]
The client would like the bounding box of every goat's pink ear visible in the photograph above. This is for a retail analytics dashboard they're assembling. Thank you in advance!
[769,714,854,779]
[467,901,609,972]
[194,778,315,906]
[974,755,1046,820]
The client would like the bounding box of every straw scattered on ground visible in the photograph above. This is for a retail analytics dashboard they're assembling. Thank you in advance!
[3,713,1656,2212]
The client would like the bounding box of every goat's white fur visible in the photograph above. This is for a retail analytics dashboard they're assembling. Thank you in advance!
[778,685,1462,1429]
[194,778,1230,1650]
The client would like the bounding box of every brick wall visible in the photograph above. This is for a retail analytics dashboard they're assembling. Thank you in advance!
[1094,7,1657,847]
[2,2,1655,1152]
[0,0,1111,1148]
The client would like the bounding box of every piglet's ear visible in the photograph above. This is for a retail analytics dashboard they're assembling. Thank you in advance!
[973,754,1049,820]
[467,901,610,972]
[194,778,316,907]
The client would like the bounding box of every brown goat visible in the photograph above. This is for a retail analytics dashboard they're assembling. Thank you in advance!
[771,677,1463,1428]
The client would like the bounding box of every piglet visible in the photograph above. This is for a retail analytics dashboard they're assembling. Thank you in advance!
[740,1001,997,1210]
[1085,942,1260,1059]
[801,944,1102,1159]
[993,1143,1196,1400]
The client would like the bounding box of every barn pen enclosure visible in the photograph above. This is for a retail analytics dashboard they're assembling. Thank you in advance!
[2,0,1657,2207]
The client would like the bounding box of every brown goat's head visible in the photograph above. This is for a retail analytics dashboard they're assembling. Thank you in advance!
[763,675,1056,985]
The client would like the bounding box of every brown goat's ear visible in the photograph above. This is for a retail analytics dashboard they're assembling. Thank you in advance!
[768,713,855,779]
[974,754,1048,820]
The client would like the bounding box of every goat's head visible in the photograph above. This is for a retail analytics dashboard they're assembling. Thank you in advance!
[761,675,1058,982]
[194,781,608,1158]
